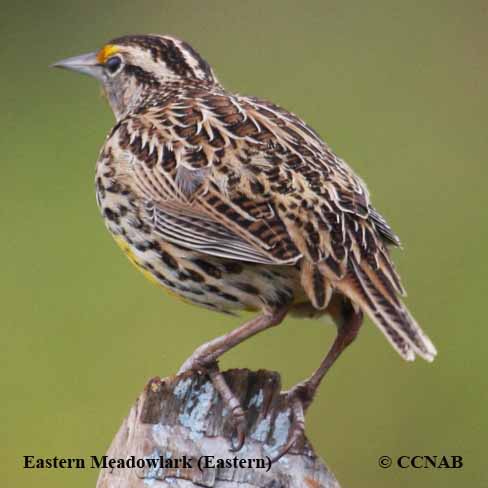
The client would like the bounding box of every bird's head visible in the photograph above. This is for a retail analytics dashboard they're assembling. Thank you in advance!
[52,35,218,119]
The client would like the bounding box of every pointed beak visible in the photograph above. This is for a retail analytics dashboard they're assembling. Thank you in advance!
[51,51,103,80]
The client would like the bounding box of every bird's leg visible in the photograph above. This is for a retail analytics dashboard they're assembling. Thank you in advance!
[178,308,288,373]
[273,299,363,461]
[178,307,288,450]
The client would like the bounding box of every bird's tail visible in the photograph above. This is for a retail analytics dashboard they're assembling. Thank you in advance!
[322,257,437,362]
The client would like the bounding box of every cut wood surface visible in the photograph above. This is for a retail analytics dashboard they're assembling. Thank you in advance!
[97,369,340,488]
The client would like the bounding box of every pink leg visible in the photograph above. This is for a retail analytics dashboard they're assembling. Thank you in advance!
[178,308,289,450]
[273,298,363,461]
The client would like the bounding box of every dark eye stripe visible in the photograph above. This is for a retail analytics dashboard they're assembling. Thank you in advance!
[124,65,161,87]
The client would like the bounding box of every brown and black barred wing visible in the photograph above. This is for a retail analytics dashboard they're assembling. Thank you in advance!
[110,102,301,265]
[112,87,436,361]
[226,95,436,362]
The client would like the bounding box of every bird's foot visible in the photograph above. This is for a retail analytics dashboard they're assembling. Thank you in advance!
[178,359,247,452]
[177,343,210,375]
[271,381,314,462]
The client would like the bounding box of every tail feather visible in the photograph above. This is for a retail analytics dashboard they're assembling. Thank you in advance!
[377,247,406,296]
[321,257,437,362]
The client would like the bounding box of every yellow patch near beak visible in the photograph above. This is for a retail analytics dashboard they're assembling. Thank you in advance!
[96,44,119,64]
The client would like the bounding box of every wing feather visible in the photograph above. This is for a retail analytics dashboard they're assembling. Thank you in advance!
[108,85,436,361]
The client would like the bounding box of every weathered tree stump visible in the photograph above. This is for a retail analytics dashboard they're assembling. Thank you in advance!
[96,369,340,487]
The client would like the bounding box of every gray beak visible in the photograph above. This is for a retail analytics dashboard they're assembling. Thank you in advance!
[51,52,103,80]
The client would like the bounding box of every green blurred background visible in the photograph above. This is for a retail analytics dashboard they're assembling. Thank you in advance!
[2,1,486,486]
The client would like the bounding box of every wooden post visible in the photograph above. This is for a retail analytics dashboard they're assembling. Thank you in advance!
[97,369,340,487]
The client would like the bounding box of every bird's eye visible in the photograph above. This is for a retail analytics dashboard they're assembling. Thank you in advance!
[105,56,122,75]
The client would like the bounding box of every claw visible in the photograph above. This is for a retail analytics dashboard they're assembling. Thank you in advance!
[271,391,307,462]
[229,406,246,452]
[206,364,248,452]
[178,359,250,451]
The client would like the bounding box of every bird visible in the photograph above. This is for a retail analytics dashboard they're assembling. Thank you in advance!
[52,34,437,459]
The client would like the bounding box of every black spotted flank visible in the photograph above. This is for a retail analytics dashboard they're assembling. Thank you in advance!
[222,262,244,274]
[160,250,179,270]
[219,292,239,302]
[233,282,260,295]
[266,288,294,310]
[96,177,106,199]
[104,207,119,224]
[184,269,205,283]
[204,284,221,294]
[192,259,222,279]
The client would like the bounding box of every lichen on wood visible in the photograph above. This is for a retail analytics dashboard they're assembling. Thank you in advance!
[96,369,340,488]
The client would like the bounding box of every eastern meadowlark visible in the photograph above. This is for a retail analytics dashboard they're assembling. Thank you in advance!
[53,35,437,458]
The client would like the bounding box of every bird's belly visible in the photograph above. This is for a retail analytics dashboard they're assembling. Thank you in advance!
[100,208,298,315]
[112,231,301,313]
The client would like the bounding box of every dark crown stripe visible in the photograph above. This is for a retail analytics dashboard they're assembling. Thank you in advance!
[178,40,214,82]
[109,34,215,83]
